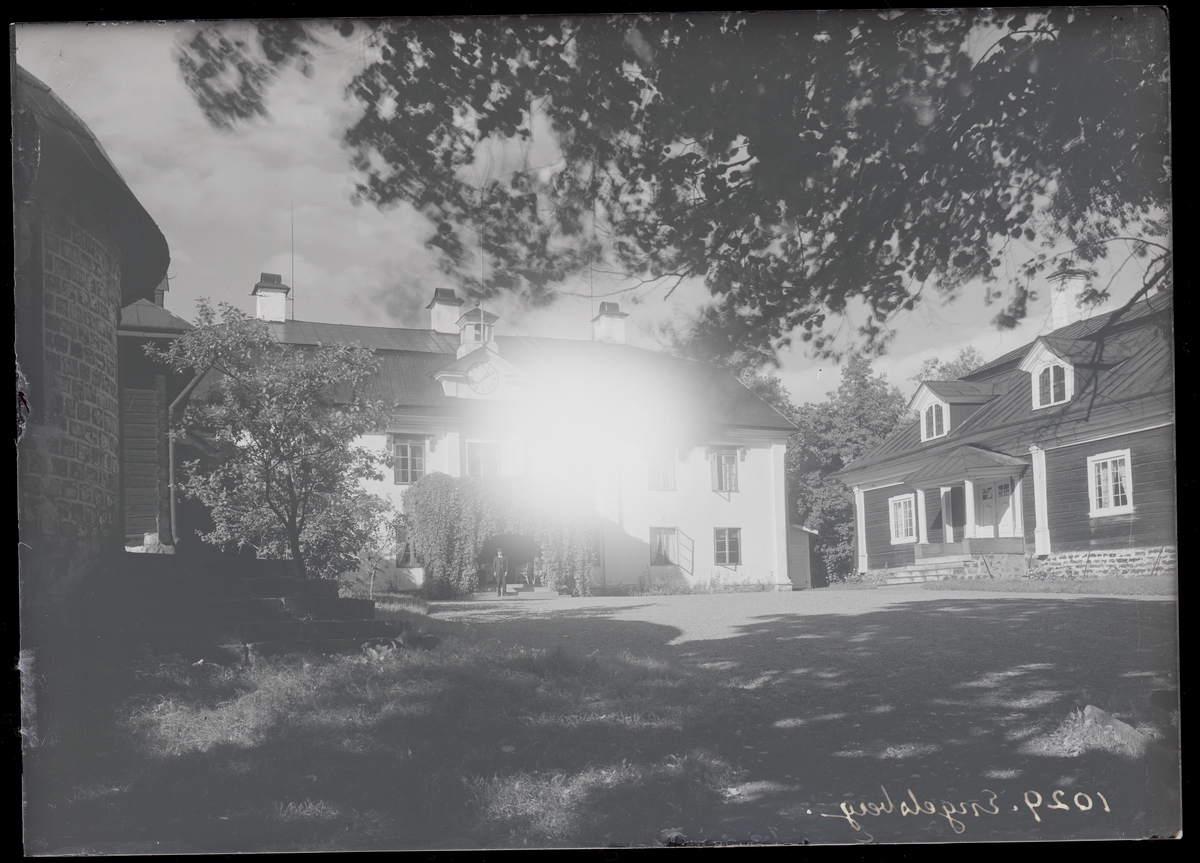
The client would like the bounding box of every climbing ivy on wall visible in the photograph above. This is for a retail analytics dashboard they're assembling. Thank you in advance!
[403,474,596,599]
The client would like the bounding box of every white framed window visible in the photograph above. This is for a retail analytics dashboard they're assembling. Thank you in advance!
[1034,363,1072,408]
[888,493,917,544]
[466,441,502,477]
[711,447,739,492]
[1087,449,1133,516]
[714,527,742,566]
[923,403,946,440]
[393,438,425,485]
[650,527,678,565]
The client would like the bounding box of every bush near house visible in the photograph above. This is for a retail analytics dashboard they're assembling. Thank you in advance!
[152,301,392,579]
[403,474,596,599]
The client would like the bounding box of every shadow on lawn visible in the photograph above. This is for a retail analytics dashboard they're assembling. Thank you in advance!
[23,595,1179,851]
[661,595,1180,844]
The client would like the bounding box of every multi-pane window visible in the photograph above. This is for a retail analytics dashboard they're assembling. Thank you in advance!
[648,448,676,491]
[923,403,946,440]
[1088,450,1132,515]
[467,441,502,477]
[711,447,739,492]
[714,528,742,566]
[889,493,917,544]
[393,438,425,485]
[650,527,678,565]
[1037,364,1068,407]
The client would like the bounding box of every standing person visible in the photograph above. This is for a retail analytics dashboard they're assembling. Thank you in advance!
[494,547,510,597]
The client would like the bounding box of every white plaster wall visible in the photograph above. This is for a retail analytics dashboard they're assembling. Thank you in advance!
[600,441,790,587]
[352,431,791,593]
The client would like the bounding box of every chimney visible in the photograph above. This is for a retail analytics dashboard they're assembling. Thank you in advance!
[252,273,290,322]
[592,301,629,344]
[154,277,169,307]
[426,287,466,333]
[1050,280,1089,331]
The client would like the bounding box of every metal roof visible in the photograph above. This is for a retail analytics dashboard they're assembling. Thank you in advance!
[903,445,1030,486]
[266,320,460,353]
[119,299,193,334]
[921,381,1002,400]
[964,292,1172,380]
[837,299,1174,483]
[254,320,796,431]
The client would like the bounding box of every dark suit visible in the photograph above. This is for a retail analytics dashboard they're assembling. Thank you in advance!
[494,554,510,595]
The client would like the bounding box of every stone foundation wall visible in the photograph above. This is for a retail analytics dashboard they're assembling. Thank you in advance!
[1027,546,1177,580]
[18,199,124,610]
[959,553,1028,580]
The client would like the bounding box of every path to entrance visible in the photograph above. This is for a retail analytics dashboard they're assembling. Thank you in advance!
[428,587,1179,844]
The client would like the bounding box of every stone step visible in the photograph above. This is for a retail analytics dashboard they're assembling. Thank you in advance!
[908,554,973,566]
[886,574,951,585]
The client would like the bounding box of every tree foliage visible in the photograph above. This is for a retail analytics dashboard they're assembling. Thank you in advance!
[909,346,988,388]
[152,300,391,578]
[177,10,1169,363]
[788,355,909,580]
[403,473,595,599]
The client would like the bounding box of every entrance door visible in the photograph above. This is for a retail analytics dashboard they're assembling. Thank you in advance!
[977,484,996,538]
[975,480,1015,538]
[995,480,1014,537]
[787,527,812,590]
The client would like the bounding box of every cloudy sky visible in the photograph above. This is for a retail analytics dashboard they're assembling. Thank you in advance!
[14,18,1165,405]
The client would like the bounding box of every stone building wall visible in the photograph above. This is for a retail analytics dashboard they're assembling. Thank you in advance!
[1027,546,1177,581]
[18,197,124,609]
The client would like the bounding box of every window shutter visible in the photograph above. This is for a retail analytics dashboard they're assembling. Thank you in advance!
[392,437,401,485]
[711,452,719,490]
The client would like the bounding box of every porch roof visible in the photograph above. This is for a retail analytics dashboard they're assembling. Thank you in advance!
[903,445,1029,487]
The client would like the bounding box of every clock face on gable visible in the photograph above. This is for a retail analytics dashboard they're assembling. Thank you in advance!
[467,361,499,394]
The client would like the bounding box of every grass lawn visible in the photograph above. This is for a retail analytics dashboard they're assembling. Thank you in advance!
[23,588,1180,850]
[24,631,743,852]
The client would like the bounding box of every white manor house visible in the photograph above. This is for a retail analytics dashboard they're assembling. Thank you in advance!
[249,275,803,592]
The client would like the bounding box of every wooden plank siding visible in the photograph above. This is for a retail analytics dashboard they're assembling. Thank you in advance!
[122,387,159,539]
[925,489,944,544]
[864,485,916,569]
[1045,426,1176,552]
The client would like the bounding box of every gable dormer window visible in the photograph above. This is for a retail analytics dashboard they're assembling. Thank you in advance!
[923,403,946,440]
[1031,360,1075,410]
[1020,339,1077,410]
[1036,364,1068,407]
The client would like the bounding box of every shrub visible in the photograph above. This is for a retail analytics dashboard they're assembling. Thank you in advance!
[404,475,595,599]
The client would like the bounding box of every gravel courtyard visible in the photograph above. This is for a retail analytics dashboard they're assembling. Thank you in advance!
[421,586,1180,844]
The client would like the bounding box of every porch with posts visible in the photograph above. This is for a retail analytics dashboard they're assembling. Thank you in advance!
[856,446,1034,582]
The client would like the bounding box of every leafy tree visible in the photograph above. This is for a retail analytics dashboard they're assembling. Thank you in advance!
[717,350,799,424]
[152,300,390,578]
[176,10,1169,363]
[908,346,987,387]
[788,354,908,579]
